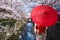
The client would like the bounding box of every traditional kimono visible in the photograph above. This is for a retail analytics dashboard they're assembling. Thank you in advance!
[20,20,36,40]
[46,15,60,40]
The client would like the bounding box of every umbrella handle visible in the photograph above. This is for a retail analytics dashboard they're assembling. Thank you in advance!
[34,24,37,34]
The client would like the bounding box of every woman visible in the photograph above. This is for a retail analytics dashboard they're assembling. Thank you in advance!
[46,15,60,40]
[20,18,36,40]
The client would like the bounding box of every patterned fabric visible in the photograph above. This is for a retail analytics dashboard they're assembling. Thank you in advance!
[20,20,36,40]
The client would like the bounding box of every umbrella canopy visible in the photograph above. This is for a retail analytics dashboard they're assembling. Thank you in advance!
[31,5,58,27]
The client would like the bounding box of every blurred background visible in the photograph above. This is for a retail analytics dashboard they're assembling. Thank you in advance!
[0,0,60,40]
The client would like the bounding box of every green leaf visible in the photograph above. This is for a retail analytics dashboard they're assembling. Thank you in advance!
[0,19,17,27]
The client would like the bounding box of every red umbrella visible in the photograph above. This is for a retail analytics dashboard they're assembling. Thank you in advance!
[31,5,58,27]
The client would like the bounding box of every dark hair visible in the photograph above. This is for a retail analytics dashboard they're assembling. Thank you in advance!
[27,18,34,25]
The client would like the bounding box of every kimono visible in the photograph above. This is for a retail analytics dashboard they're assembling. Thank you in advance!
[46,15,60,40]
[20,20,36,40]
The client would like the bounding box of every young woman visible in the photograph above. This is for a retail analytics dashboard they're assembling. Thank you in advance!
[46,15,60,40]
